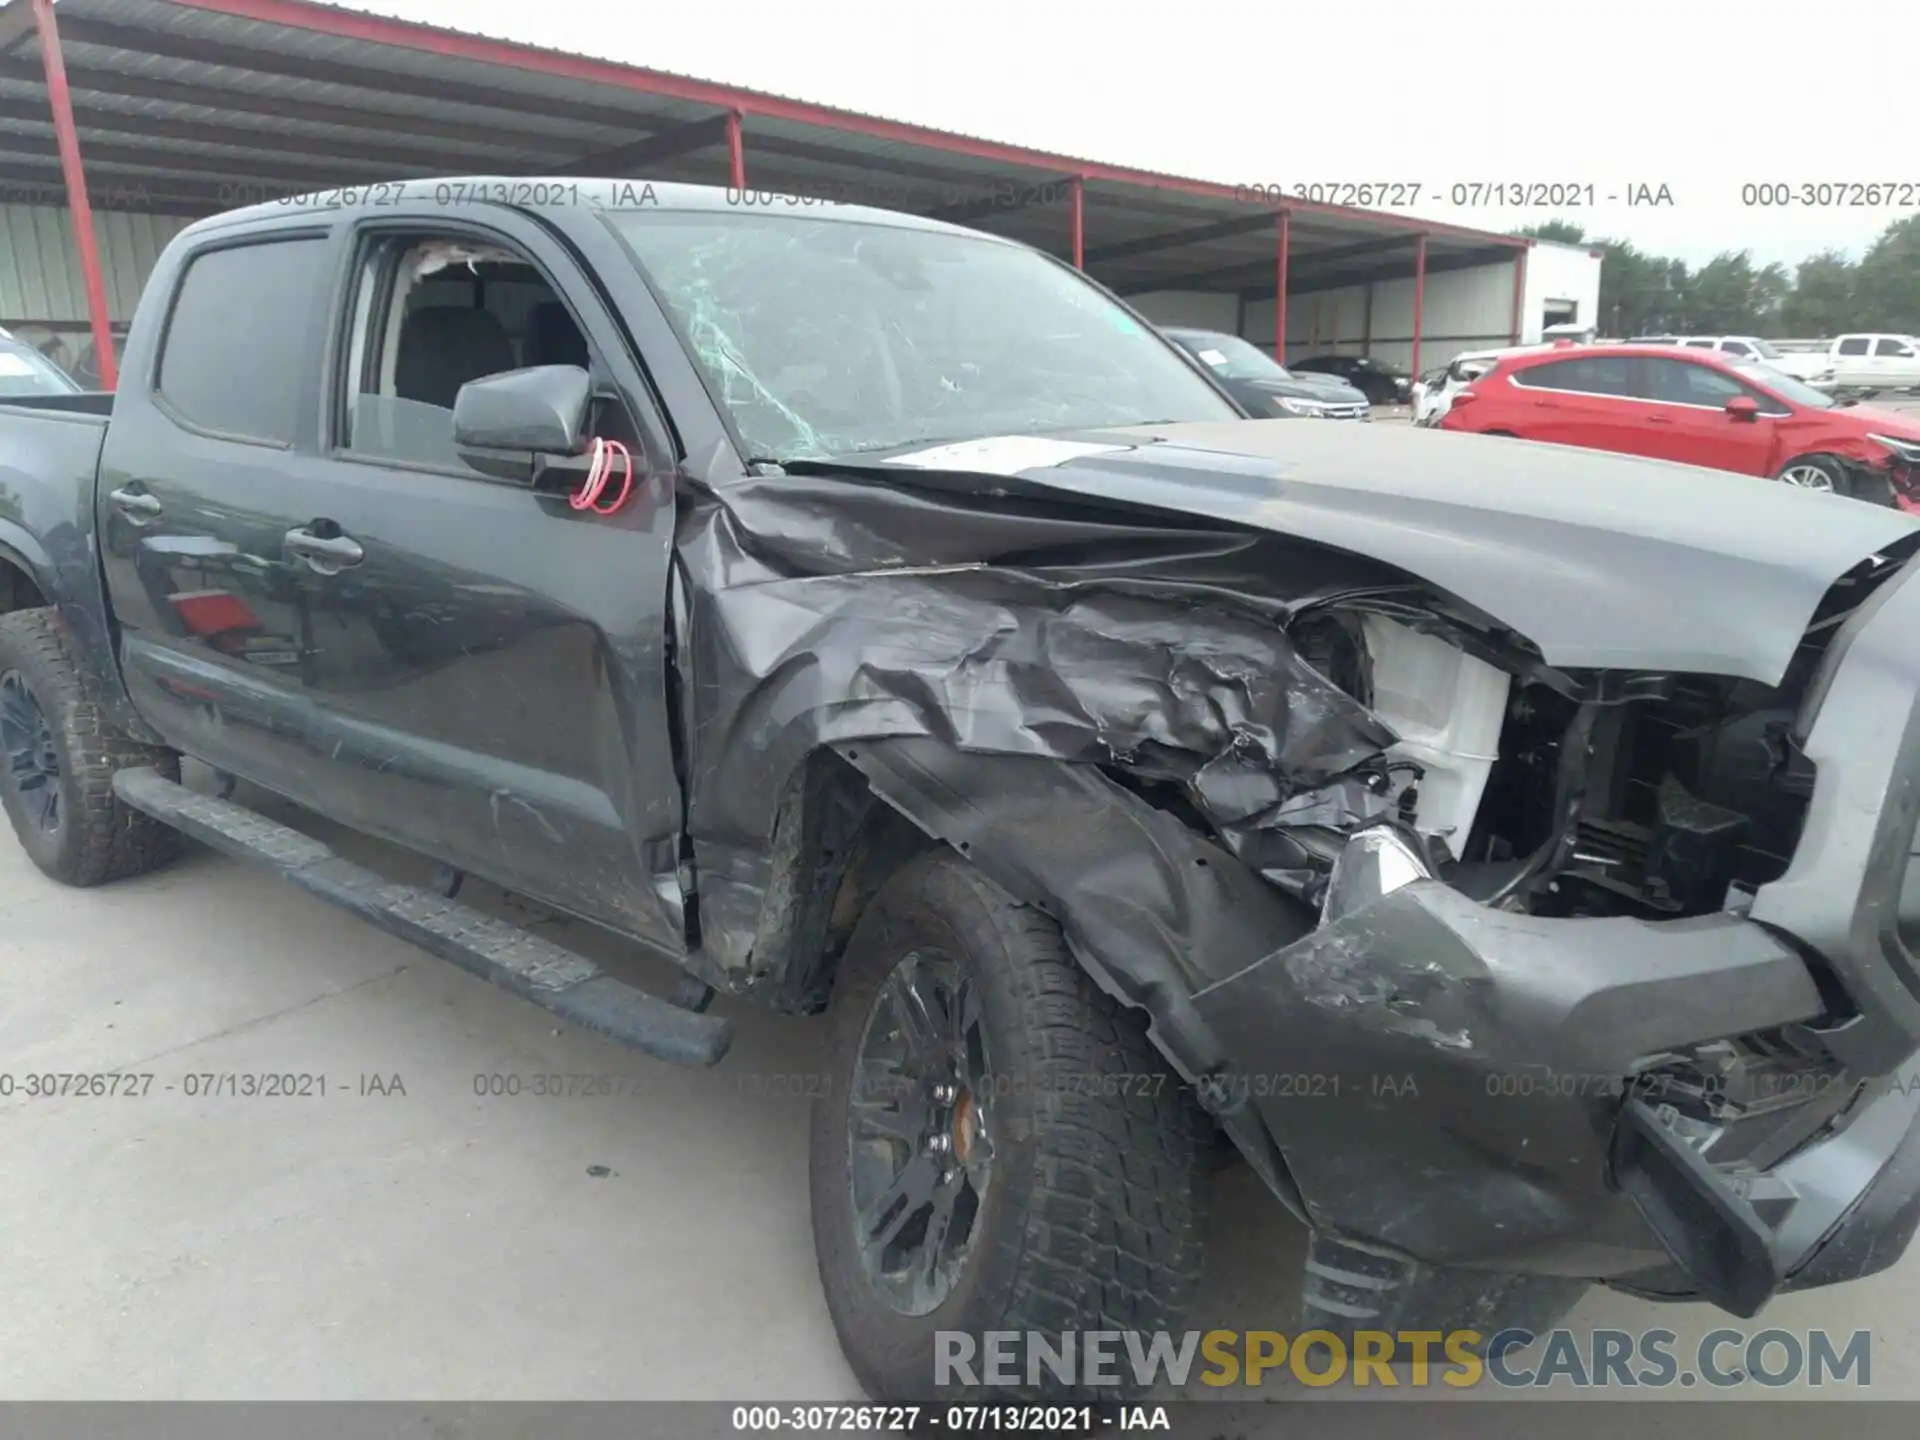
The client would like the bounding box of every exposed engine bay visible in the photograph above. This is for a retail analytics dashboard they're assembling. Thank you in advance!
[1277,605,1819,924]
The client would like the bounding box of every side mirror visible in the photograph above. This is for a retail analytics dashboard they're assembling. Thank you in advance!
[1450,389,1478,407]
[1724,395,1761,421]
[453,365,591,481]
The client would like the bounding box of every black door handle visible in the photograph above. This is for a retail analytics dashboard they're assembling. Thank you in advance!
[284,526,365,572]
[109,486,163,520]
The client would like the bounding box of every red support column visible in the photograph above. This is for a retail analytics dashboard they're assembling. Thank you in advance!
[1273,209,1290,361]
[1069,175,1084,269]
[1510,243,1529,344]
[726,108,745,190]
[32,0,117,390]
[1410,232,1429,381]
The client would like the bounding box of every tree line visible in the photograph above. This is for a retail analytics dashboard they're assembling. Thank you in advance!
[1517,215,1920,338]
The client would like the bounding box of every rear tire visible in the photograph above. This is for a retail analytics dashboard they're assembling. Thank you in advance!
[809,850,1207,1403]
[0,609,181,886]
[1300,1233,1587,1356]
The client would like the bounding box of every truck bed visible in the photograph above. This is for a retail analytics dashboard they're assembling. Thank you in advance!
[0,396,144,740]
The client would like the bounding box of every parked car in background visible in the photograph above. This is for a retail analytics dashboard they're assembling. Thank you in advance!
[1290,353,1413,406]
[1438,343,1920,507]
[1414,348,1508,425]
[0,337,83,399]
[1414,339,1597,426]
[1163,327,1370,419]
[1826,334,1920,391]
[1689,336,1832,385]
[1626,335,1835,387]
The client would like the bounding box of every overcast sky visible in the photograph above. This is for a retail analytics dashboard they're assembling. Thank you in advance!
[347,0,1915,271]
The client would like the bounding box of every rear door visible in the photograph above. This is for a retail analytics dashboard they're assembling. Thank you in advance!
[1503,353,1649,453]
[98,218,338,787]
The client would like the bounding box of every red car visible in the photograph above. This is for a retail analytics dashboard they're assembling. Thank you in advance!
[1439,343,1920,509]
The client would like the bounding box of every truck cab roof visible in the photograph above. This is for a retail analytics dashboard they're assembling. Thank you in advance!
[187,176,1002,245]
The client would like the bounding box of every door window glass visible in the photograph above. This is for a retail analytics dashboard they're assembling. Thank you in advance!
[340,235,593,474]
[1645,358,1746,406]
[1511,355,1635,395]
[157,238,328,443]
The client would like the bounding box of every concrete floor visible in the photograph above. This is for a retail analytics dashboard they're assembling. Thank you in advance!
[4,776,1918,1404]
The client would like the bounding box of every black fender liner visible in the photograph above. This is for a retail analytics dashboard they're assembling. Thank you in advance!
[834,735,1316,1214]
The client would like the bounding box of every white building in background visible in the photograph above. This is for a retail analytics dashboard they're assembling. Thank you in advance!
[1130,238,1604,374]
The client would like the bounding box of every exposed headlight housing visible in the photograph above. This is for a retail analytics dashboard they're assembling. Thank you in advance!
[1867,433,1920,465]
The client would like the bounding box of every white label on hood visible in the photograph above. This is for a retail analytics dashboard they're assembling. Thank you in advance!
[1196,348,1229,367]
[885,436,1132,476]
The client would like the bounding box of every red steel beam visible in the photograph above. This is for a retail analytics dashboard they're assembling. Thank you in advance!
[31,0,116,389]
[1411,233,1429,380]
[1510,242,1530,344]
[726,108,745,189]
[1069,175,1084,269]
[1273,210,1290,361]
[170,0,1528,251]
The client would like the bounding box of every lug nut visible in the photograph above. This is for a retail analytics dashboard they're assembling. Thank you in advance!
[928,1133,951,1155]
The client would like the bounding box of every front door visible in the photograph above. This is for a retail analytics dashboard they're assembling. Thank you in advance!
[1637,357,1780,475]
[1873,336,1920,388]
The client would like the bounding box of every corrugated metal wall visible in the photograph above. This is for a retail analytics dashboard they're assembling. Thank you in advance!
[0,204,196,325]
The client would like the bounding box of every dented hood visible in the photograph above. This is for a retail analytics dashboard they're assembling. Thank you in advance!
[870,420,1920,685]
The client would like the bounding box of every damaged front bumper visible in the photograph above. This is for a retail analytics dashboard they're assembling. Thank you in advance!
[1188,546,1920,1317]
[1188,883,1920,1316]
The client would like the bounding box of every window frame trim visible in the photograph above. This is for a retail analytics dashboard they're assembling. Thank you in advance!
[1506,355,1794,415]
[324,218,605,486]
[1505,355,1641,400]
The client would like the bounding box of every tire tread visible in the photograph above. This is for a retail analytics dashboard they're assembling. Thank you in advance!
[0,609,180,887]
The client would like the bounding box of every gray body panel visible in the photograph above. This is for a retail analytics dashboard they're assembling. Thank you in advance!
[923,419,1920,684]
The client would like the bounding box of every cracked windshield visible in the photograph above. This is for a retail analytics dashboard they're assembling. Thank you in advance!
[606,209,1237,462]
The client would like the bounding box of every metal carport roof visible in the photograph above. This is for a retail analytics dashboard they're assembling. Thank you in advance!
[0,0,1531,386]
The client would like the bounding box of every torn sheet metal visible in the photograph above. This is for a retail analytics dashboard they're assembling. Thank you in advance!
[674,458,1417,973]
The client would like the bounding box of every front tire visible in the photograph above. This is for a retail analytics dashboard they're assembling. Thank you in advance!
[0,609,181,886]
[809,851,1207,1403]
[1775,453,1856,500]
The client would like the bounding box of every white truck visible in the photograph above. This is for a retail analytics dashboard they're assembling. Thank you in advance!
[1823,334,1920,391]
[1632,335,1837,386]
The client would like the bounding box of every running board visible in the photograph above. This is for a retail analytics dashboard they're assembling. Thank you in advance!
[112,767,732,1067]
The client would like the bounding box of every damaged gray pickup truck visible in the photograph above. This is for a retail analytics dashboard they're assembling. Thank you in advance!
[4,179,1920,1401]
